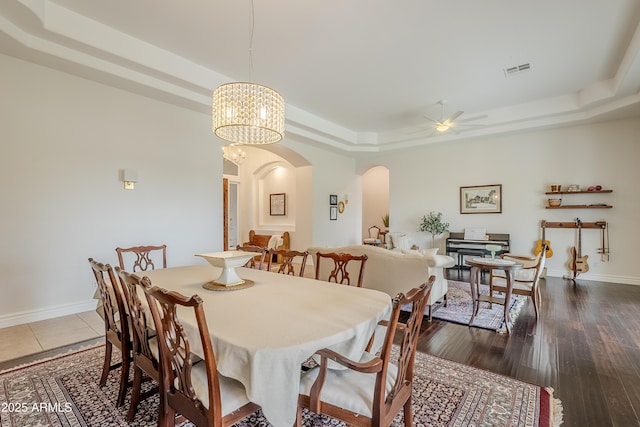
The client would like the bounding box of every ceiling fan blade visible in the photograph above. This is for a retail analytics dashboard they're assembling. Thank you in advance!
[447,110,464,122]
[457,114,488,123]
[422,114,439,123]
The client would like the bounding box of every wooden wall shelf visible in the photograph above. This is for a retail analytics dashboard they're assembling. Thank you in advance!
[546,205,612,209]
[545,190,612,195]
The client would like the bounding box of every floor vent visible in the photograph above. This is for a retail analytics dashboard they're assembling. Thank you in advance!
[504,63,531,77]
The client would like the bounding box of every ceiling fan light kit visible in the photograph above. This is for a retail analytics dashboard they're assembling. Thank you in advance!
[419,100,486,134]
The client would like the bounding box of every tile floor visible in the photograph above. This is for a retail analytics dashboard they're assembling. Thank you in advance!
[0,310,104,363]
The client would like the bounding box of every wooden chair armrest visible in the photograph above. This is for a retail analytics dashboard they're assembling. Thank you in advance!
[309,347,383,412]
[377,319,406,330]
[314,348,383,373]
[500,253,536,262]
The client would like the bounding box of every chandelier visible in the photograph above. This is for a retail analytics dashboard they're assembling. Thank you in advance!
[222,145,246,166]
[212,0,285,145]
[213,83,284,144]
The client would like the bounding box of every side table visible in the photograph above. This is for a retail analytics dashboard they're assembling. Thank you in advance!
[465,257,523,333]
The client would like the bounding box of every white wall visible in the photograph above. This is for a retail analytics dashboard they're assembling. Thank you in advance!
[0,54,223,327]
[358,118,640,284]
[284,140,362,247]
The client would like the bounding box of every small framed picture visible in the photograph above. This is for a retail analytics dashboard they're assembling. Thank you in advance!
[460,184,502,214]
[329,194,338,205]
[270,193,286,216]
[330,206,338,220]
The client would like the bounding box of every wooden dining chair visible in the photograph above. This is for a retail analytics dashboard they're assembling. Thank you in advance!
[115,268,161,422]
[88,258,131,407]
[297,276,434,427]
[116,244,167,272]
[314,251,368,287]
[490,246,547,319]
[236,244,268,270]
[267,249,309,276]
[144,285,260,427]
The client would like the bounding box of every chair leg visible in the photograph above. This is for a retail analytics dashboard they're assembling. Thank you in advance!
[403,396,413,427]
[116,348,130,407]
[532,292,540,319]
[127,365,143,421]
[100,340,113,386]
[161,406,176,427]
[428,305,432,321]
[443,292,448,307]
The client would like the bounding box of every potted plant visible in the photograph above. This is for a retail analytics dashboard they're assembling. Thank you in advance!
[419,211,449,248]
[381,213,390,231]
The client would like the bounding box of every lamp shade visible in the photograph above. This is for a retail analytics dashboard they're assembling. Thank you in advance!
[213,82,285,145]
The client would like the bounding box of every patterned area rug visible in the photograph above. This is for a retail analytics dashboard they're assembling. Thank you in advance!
[0,344,562,427]
[430,280,526,333]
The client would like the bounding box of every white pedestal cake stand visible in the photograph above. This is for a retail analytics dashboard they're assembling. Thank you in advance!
[196,251,257,290]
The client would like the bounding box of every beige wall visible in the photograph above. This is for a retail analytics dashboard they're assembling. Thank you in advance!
[358,118,640,284]
[0,54,223,326]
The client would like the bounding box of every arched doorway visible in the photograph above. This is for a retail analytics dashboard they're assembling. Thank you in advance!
[362,165,390,244]
[222,145,313,252]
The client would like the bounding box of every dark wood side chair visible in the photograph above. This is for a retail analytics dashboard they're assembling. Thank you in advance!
[314,251,368,287]
[115,267,160,422]
[116,244,167,272]
[267,249,309,276]
[144,285,260,427]
[236,244,268,270]
[297,276,435,427]
[88,258,131,407]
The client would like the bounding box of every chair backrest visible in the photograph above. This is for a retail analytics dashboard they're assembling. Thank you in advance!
[88,258,128,341]
[236,245,268,270]
[115,268,157,366]
[368,225,381,239]
[501,246,546,287]
[375,276,434,417]
[267,249,309,276]
[314,252,368,287]
[144,285,222,426]
[116,245,167,272]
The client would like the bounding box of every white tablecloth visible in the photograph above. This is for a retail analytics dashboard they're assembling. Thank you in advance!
[143,264,391,427]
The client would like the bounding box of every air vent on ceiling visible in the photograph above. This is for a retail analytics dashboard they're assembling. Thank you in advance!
[504,62,531,77]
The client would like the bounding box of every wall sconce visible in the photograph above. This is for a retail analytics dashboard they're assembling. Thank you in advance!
[121,169,137,190]
[344,193,349,205]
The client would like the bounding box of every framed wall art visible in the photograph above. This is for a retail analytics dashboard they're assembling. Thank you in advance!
[270,193,286,216]
[329,194,338,205]
[330,206,338,220]
[460,184,502,214]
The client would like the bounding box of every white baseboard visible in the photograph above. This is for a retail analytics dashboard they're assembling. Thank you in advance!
[544,269,640,286]
[0,299,97,329]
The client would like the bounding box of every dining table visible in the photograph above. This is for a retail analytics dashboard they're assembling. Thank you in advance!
[141,262,392,427]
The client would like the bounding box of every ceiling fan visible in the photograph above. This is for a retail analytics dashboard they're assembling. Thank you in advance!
[415,100,487,135]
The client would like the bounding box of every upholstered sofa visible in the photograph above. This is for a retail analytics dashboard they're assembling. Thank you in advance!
[307,244,455,320]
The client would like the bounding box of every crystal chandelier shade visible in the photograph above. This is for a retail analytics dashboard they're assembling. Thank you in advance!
[213,82,285,145]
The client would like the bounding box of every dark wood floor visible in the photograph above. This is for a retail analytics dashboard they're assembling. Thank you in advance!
[417,269,640,427]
